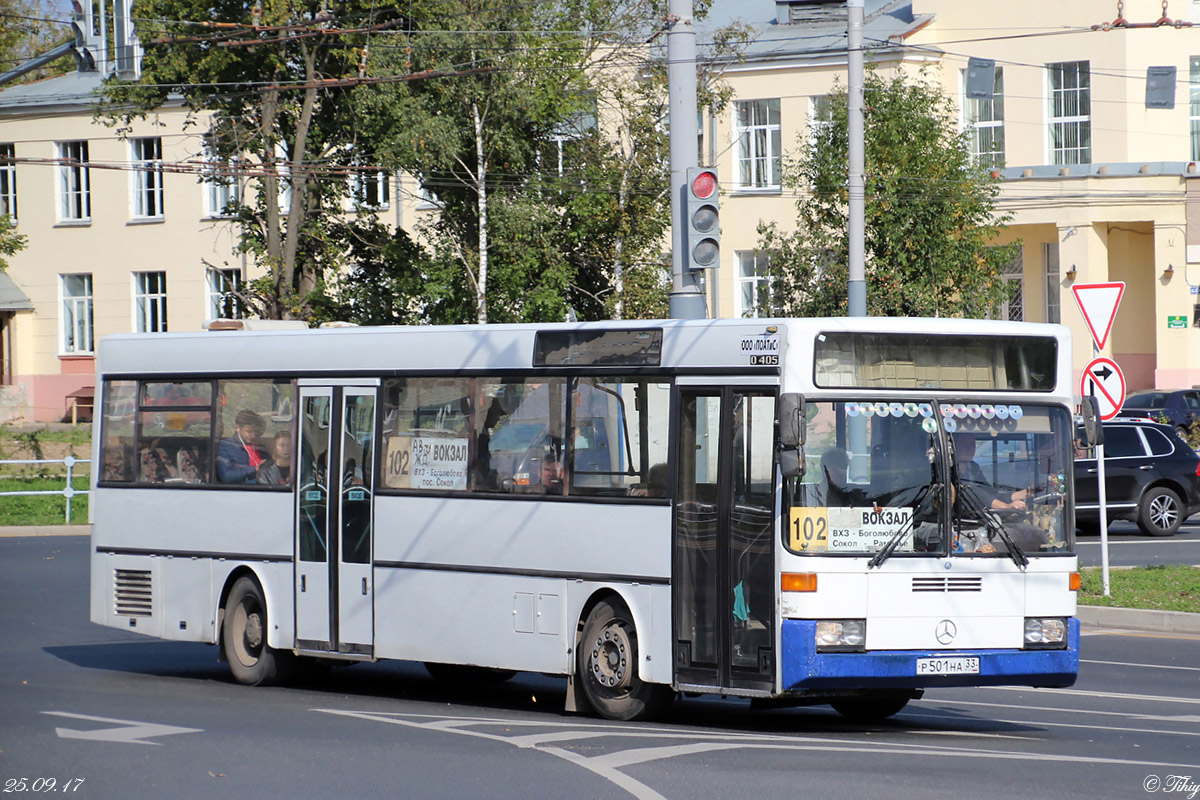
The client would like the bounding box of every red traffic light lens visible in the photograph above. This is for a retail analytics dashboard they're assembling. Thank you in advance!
[691,171,716,199]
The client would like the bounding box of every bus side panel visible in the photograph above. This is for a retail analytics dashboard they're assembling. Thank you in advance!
[371,496,672,679]
[92,489,294,562]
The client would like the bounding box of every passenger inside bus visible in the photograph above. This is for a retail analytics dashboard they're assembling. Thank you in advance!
[540,453,565,494]
[217,409,266,483]
[256,430,294,485]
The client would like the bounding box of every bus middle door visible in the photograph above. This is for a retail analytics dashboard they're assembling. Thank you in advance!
[295,382,378,657]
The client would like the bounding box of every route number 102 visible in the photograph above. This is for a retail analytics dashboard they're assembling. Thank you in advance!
[789,508,828,552]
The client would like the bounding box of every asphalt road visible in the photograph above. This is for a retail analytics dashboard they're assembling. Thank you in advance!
[1075,518,1200,567]
[2,535,1197,800]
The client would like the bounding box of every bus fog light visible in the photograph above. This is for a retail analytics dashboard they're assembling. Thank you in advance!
[816,620,866,652]
[1024,617,1067,648]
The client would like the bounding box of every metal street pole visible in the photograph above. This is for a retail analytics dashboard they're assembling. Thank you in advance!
[667,0,707,320]
[847,0,866,317]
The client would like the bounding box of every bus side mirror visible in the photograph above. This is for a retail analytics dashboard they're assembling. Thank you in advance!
[1079,396,1104,447]
[779,393,806,448]
[779,447,805,479]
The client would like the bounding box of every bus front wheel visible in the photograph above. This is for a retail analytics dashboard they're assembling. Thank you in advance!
[577,598,670,721]
[223,576,293,686]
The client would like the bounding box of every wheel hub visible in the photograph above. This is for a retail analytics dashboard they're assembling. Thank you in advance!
[590,625,630,690]
[244,611,263,651]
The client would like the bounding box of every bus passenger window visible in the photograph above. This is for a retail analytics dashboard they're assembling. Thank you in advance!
[568,378,669,499]
[215,380,295,486]
[100,380,136,483]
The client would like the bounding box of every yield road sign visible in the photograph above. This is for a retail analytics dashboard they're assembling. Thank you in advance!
[1071,282,1125,351]
[1080,356,1126,420]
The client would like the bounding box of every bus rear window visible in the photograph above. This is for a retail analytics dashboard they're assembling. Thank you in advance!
[814,332,1057,391]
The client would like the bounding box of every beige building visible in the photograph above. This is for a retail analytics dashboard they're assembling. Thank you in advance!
[5,0,1200,421]
[704,0,1200,391]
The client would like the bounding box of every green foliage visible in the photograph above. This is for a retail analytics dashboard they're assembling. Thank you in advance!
[1079,565,1200,614]
[0,215,27,272]
[0,477,89,525]
[759,68,1019,318]
[0,0,73,85]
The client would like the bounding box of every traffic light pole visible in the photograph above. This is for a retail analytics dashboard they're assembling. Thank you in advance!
[667,0,707,320]
[847,0,867,317]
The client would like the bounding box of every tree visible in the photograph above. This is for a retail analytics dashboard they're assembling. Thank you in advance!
[0,0,74,85]
[0,214,27,272]
[758,69,1018,318]
[100,0,413,320]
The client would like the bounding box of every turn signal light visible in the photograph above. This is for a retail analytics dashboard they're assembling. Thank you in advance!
[781,573,817,592]
[1069,572,1081,591]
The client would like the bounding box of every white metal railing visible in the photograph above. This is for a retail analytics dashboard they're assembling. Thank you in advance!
[0,455,90,524]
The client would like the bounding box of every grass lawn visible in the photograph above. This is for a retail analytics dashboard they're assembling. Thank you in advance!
[0,476,90,525]
[1079,565,1200,614]
[0,424,93,525]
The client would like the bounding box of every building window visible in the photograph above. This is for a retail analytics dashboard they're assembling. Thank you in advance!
[964,67,1005,169]
[204,161,240,218]
[1048,61,1090,165]
[206,268,243,320]
[61,273,93,354]
[131,137,164,219]
[1191,57,1200,161]
[1000,250,1024,321]
[734,99,782,189]
[809,94,833,142]
[275,144,292,215]
[351,169,390,209]
[57,141,90,221]
[134,271,168,332]
[1042,243,1060,324]
[736,250,772,318]
[0,143,15,220]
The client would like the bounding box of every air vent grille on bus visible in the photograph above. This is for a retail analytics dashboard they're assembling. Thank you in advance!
[912,576,983,593]
[114,569,153,617]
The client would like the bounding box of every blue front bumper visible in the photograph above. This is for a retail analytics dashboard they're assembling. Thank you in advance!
[780,618,1080,692]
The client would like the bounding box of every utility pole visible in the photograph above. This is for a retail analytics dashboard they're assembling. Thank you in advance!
[847,0,866,317]
[667,0,707,320]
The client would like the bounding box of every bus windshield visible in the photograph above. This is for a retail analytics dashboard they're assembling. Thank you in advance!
[786,400,1072,558]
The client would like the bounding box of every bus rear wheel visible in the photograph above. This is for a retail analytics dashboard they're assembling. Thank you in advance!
[223,576,293,686]
[578,598,670,721]
[830,692,911,721]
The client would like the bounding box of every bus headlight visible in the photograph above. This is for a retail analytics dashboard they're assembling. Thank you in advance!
[815,620,866,652]
[1023,617,1067,649]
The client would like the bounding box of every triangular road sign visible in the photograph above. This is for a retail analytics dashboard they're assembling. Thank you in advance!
[1071,282,1125,351]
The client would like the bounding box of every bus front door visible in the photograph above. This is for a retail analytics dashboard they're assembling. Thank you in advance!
[294,384,378,657]
[673,388,776,694]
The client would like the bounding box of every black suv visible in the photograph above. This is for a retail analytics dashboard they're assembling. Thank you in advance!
[1117,389,1200,437]
[1074,419,1200,536]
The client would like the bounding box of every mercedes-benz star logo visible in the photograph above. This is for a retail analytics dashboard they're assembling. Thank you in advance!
[935,619,957,645]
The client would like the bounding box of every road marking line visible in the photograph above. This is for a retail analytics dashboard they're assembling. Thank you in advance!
[1082,658,1200,672]
[979,686,1200,706]
[43,711,202,745]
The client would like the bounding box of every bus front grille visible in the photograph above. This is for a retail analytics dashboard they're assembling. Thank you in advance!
[114,569,153,617]
[912,576,983,593]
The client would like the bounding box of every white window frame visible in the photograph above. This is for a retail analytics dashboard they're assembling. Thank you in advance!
[734,99,782,190]
[1190,56,1200,161]
[56,141,90,222]
[1047,61,1091,165]
[130,137,164,219]
[808,94,833,144]
[1000,250,1024,322]
[275,143,292,215]
[0,143,15,220]
[350,168,391,210]
[133,271,168,333]
[1043,242,1060,324]
[60,273,93,354]
[735,250,772,318]
[204,160,241,218]
[962,67,1006,169]
[205,268,243,321]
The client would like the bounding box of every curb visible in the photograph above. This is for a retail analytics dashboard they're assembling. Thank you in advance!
[1077,604,1200,635]
[0,524,89,538]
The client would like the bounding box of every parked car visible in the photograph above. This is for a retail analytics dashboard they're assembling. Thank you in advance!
[1117,389,1200,437]
[1074,418,1200,536]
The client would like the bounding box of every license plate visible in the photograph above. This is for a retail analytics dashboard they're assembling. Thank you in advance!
[916,657,980,675]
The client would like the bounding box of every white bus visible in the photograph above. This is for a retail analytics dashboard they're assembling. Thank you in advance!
[90,318,1087,721]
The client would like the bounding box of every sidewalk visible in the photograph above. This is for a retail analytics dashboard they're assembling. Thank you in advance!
[3,524,1197,635]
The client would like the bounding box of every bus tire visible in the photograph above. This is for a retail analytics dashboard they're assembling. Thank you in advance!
[830,692,910,721]
[223,576,293,686]
[578,598,670,721]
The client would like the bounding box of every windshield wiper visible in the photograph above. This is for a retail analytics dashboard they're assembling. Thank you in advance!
[867,484,933,569]
[957,484,1029,569]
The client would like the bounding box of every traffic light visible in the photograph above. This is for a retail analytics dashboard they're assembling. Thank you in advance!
[686,167,719,270]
